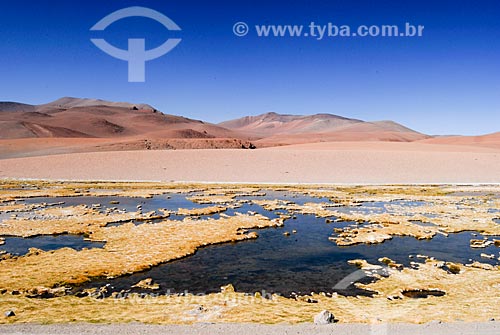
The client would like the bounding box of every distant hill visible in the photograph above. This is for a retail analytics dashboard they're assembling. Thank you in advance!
[219,112,363,137]
[0,102,36,112]
[36,97,156,112]
[0,97,156,113]
[219,112,429,145]
[417,132,500,149]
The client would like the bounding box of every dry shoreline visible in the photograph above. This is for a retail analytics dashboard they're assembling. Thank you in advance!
[0,322,499,335]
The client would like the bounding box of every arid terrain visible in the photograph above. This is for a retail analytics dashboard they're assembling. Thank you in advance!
[0,97,494,156]
[1,98,499,335]
[1,97,499,183]
[0,141,499,183]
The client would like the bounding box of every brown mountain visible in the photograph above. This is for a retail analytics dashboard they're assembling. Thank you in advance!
[218,112,363,137]
[0,98,254,157]
[219,112,429,146]
[0,98,239,139]
[36,97,156,112]
[0,100,434,157]
[0,102,36,113]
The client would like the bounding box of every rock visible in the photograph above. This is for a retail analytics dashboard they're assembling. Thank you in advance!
[429,320,443,324]
[4,310,15,317]
[314,310,335,324]
[188,305,207,315]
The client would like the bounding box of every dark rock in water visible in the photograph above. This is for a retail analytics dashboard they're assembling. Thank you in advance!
[4,310,15,317]
[401,289,445,298]
[314,310,335,324]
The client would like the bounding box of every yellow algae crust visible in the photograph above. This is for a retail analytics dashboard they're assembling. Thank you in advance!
[1,180,500,324]
[1,257,499,324]
[0,214,276,291]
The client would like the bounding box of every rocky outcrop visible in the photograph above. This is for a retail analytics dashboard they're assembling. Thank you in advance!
[314,310,335,324]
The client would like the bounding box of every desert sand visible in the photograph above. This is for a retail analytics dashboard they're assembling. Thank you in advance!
[0,141,499,183]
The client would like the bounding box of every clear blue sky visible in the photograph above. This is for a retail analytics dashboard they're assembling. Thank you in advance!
[1,0,499,135]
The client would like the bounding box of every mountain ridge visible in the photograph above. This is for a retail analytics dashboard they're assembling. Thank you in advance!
[0,97,465,156]
[0,97,156,113]
[219,111,429,144]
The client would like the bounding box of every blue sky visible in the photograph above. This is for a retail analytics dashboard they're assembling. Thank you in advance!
[0,0,499,135]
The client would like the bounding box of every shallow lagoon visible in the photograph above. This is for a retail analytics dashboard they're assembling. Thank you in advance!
[2,191,498,296]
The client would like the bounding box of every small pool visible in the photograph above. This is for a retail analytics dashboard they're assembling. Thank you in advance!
[0,235,105,256]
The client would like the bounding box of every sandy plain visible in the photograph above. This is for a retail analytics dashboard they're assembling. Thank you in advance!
[0,141,499,184]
